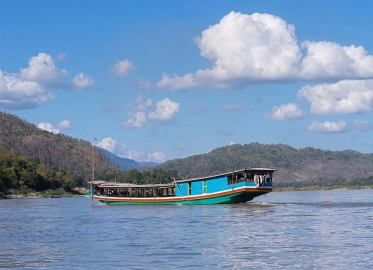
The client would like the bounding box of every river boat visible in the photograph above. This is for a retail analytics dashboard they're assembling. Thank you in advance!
[89,167,276,205]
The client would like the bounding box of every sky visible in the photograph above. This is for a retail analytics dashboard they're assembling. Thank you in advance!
[1,0,373,163]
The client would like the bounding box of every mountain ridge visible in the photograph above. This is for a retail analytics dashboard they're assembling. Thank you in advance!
[159,143,373,184]
[0,112,123,186]
[97,147,161,171]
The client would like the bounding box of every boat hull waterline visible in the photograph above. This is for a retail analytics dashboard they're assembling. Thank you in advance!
[94,187,271,205]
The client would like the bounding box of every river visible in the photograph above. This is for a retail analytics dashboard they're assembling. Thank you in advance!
[1,189,372,269]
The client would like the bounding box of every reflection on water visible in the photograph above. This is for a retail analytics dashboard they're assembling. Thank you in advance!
[0,189,372,269]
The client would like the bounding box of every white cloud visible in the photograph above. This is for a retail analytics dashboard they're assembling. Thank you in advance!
[122,96,180,128]
[57,120,72,130]
[134,95,153,111]
[118,143,169,162]
[0,70,55,110]
[156,73,201,91]
[118,144,144,160]
[353,120,371,131]
[300,41,373,80]
[147,152,170,163]
[221,104,247,111]
[0,53,94,109]
[71,72,94,91]
[156,12,373,91]
[264,103,304,121]
[37,119,73,134]
[298,79,373,115]
[38,122,60,134]
[20,53,67,86]
[307,120,348,133]
[97,137,119,153]
[122,112,147,128]
[148,98,180,121]
[111,60,136,77]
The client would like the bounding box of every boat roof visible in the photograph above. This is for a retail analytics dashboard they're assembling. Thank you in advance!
[89,167,276,187]
[175,167,277,183]
[91,181,175,188]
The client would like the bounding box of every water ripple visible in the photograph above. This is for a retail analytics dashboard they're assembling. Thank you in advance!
[0,190,372,269]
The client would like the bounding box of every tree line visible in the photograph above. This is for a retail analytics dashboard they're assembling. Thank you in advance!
[0,149,75,195]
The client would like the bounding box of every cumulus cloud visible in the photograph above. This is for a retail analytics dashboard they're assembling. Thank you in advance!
[148,98,180,121]
[156,12,373,91]
[221,104,247,111]
[300,41,373,80]
[307,120,348,133]
[71,72,94,91]
[97,137,119,153]
[97,136,170,162]
[353,120,371,131]
[122,112,147,128]
[156,73,201,91]
[20,53,68,86]
[0,53,94,109]
[37,120,72,134]
[0,70,55,110]
[38,122,60,134]
[111,60,137,77]
[122,96,180,128]
[298,79,373,115]
[264,103,305,121]
[57,120,72,129]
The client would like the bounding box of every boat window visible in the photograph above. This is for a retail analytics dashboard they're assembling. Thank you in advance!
[187,182,192,196]
[202,180,207,194]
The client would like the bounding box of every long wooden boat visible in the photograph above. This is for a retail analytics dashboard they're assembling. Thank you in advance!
[89,168,276,205]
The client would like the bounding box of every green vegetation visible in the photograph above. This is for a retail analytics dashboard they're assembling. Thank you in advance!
[2,111,373,197]
[0,112,179,198]
[274,176,373,191]
[160,143,373,188]
[0,111,123,186]
[0,149,75,195]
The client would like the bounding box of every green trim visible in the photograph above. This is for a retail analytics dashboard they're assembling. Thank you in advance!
[98,190,269,205]
[202,180,207,194]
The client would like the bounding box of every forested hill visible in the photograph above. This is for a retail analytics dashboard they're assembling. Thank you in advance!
[159,143,373,185]
[0,112,122,186]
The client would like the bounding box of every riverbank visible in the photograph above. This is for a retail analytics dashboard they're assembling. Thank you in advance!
[0,187,88,199]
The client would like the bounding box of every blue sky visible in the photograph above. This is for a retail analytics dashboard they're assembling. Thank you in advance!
[1,0,373,162]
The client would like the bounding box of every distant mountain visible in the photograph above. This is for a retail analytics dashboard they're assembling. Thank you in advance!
[138,161,161,168]
[0,112,123,186]
[98,147,161,170]
[159,143,373,185]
